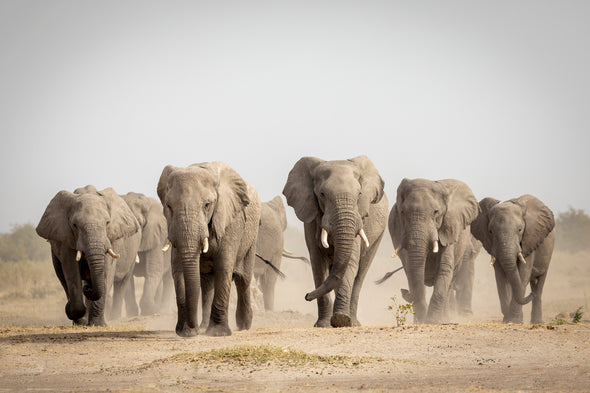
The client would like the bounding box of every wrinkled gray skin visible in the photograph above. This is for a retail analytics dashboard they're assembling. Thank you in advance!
[283,156,388,328]
[389,178,480,324]
[471,195,555,324]
[36,185,140,326]
[122,193,173,315]
[255,196,309,311]
[158,162,260,337]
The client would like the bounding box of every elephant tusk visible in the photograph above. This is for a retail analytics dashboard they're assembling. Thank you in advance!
[202,237,209,254]
[76,250,82,262]
[321,228,329,249]
[162,240,172,252]
[490,256,496,267]
[432,240,439,253]
[359,229,370,248]
[518,252,527,265]
[135,254,140,263]
[283,249,293,255]
[107,248,120,259]
[391,246,402,259]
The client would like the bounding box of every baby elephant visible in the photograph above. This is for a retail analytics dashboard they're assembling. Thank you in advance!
[471,195,555,324]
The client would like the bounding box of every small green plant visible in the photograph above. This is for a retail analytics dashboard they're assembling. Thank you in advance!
[551,317,567,325]
[388,295,415,326]
[572,306,584,323]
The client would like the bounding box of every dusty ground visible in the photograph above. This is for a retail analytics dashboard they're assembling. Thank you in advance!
[1,235,589,392]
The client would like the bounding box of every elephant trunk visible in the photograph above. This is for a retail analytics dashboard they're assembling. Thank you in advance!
[177,247,201,330]
[406,243,429,322]
[84,251,106,301]
[305,198,358,301]
[498,253,533,305]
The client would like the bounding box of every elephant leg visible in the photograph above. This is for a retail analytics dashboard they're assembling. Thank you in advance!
[311,253,333,328]
[206,261,233,337]
[161,268,174,313]
[427,250,455,323]
[349,235,380,327]
[52,253,68,294]
[530,273,546,324]
[260,269,278,312]
[124,273,139,317]
[140,249,164,316]
[200,272,214,331]
[110,279,125,321]
[235,244,255,331]
[455,254,475,316]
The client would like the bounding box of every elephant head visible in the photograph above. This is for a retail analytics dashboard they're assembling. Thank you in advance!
[157,162,250,335]
[282,155,384,301]
[36,186,139,320]
[121,192,167,253]
[389,178,479,320]
[471,195,554,305]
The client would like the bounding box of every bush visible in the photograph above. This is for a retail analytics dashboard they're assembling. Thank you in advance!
[555,207,590,253]
[0,224,49,262]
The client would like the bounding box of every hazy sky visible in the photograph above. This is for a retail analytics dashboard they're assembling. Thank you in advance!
[1,1,589,233]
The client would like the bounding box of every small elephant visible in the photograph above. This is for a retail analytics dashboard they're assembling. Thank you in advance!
[255,196,309,311]
[122,192,174,316]
[36,185,140,326]
[157,162,261,337]
[389,178,480,324]
[471,195,555,324]
[283,155,388,328]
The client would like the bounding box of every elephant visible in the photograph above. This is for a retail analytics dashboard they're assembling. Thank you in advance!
[388,178,480,324]
[255,196,310,311]
[121,192,174,316]
[157,162,261,337]
[471,195,555,324]
[283,155,388,328]
[36,185,140,326]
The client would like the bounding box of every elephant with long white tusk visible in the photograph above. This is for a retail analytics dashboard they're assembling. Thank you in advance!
[471,195,555,324]
[283,155,388,328]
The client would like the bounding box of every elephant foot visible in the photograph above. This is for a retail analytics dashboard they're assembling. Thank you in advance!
[88,317,107,327]
[206,323,232,337]
[72,317,88,326]
[176,323,199,338]
[351,317,362,327]
[330,313,352,328]
[502,315,523,324]
[400,288,413,303]
[314,318,332,328]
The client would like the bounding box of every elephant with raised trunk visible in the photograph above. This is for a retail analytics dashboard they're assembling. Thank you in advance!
[283,155,388,328]
[36,185,140,326]
[122,192,173,315]
[157,162,261,337]
[471,195,555,324]
[389,178,479,324]
[255,196,309,311]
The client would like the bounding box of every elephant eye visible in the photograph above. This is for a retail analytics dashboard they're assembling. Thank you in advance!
[204,202,211,210]
[166,204,172,213]
[434,209,439,215]
[518,228,522,233]
[106,220,110,225]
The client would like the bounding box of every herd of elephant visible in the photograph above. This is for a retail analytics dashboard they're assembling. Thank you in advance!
[36,156,555,337]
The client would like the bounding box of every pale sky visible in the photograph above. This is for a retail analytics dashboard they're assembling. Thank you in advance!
[1,1,589,233]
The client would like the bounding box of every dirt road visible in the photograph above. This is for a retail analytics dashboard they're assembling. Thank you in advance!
[1,310,589,392]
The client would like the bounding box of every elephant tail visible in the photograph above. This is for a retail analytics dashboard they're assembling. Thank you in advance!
[281,250,310,264]
[256,254,286,280]
[374,266,404,285]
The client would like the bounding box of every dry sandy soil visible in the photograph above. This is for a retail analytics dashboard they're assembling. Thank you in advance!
[1,235,590,392]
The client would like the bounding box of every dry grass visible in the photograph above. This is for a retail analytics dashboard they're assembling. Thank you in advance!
[0,259,61,300]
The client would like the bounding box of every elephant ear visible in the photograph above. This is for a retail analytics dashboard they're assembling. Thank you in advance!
[267,196,287,231]
[157,165,176,206]
[470,197,500,255]
[513,195,555,258]
[206,162,250,242]
[349,155,385,218]
[121,192,149,228]
[99,188,140,242]
[142,198,168,251]
[437,179,480,247]
[388,203,403,249]
[36,190,77,249]
[282,156,324,223]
